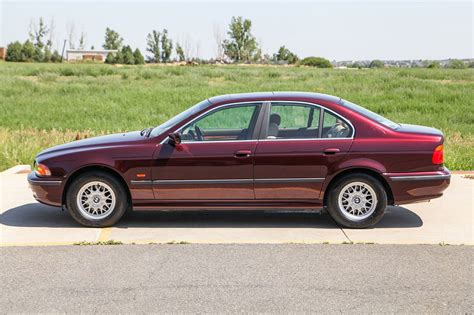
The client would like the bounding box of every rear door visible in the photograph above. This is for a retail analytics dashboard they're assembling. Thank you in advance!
[253,102,354,200]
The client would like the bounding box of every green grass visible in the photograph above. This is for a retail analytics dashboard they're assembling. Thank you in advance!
[0,62,473,170]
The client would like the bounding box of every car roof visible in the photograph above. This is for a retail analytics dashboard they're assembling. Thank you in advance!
[208,92,341,105]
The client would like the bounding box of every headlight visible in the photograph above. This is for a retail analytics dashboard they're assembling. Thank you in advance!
[35,163,51,177]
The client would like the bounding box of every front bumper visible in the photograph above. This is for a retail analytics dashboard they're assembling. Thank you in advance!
[383,167,451,205]
[27,172,63,207]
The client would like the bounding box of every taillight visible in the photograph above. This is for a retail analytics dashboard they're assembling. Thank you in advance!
[35,163,51,177]
[432,144,444,164]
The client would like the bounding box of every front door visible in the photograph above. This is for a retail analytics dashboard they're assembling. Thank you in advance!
[254,102,353,200]
[152,103,262,200]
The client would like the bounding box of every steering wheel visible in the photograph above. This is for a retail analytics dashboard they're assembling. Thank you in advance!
[194,125,204,141]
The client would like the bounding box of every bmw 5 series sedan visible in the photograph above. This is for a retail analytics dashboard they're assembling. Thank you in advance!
[28,92,450,228]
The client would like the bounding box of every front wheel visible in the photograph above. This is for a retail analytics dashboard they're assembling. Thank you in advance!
[66,172,128,227]
[326,173,387,228]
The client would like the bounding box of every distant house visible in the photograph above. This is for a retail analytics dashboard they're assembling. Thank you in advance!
[0,47,6,60]
[66,49,118,62]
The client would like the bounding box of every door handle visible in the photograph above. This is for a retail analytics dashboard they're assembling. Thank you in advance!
[323,148,340,155]
[234,150,252,158]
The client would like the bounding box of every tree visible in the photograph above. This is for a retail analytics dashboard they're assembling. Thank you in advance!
[32,17,49,49]
[78,32,86,50]
[21,40,36,61]
[133,48,145,65]
[121,45,135,65]
[160,29,173,63]
[176,44,185,61]
[103,27,123,50]
[273,45,298,64]
[223,16,259,63]
[369,60,384,68]
[447,59,467,69]
[105,52,115,64]
[66,22,76,49]
[33,47,44,62]
[146,30,161,62]
[114,51,124,64]
[213,23,224,60]
[299,57,332,68]
[44,47,52,62]
[5,41,23,62]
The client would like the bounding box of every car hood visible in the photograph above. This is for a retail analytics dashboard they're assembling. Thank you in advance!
[37,131,145,157]
[396,124,443,137]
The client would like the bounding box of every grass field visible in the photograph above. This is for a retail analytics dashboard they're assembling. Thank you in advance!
[0,62,473,170]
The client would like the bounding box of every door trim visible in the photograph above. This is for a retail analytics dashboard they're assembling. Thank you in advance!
[133,178,325,185]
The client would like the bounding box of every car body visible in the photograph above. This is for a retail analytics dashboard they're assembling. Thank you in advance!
[28,92,451,228]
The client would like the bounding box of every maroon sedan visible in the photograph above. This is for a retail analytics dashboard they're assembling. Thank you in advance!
[28,92,450,228]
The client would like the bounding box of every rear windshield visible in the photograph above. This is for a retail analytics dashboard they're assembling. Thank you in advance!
[341,100,399,129]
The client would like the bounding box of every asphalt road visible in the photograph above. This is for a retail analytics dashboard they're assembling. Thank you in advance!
[1,244,472,313]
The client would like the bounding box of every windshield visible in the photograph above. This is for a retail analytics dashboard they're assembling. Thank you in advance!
[149,99,211,137]
[341,100,399,129]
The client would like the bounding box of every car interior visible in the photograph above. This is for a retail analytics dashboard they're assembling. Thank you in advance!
[179,103,352,142]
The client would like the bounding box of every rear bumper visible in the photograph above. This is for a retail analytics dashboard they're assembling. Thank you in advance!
[383,168,451,205]
[27,172,63,207]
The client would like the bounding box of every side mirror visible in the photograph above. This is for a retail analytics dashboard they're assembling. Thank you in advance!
[168,132,181,146]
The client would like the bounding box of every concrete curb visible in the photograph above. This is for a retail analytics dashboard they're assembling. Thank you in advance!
[1,165,31,175]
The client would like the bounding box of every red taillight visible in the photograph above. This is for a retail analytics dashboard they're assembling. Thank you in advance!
[432,144,444,164]
[35,163,51,177]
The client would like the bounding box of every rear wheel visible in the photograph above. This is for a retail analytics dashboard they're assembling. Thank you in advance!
[66,172,128,227]
[326,173,387,228]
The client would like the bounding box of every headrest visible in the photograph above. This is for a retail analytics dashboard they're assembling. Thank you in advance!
[270,113,281,125]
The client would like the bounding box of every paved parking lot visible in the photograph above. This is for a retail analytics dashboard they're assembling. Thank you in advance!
[1,170,473,246]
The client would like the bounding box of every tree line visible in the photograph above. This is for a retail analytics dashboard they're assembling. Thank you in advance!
[5,16,327,66]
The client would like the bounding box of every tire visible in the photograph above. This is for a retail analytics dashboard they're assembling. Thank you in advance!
[66,172,129,227]
[326,173,387,228]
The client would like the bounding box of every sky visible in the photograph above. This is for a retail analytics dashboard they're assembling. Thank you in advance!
[0,0,472,61]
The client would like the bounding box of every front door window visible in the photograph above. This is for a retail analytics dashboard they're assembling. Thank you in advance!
[180,104,260,142]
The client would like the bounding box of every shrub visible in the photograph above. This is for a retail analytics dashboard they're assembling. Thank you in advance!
[369,60,384,68]
[299,57,332,68]
[447,59,467,69]
[50,50,61,63]
[5,41,23,61]
[427,61,440,69]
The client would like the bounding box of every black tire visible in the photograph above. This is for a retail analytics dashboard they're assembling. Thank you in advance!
[66,172,129,227]
[326,173,387,228]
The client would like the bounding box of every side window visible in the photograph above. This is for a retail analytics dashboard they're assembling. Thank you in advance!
[322,110,352,138]
[267,103,320,139]
[181,104,259,142]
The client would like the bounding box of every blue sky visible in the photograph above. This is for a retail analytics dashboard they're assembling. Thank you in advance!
[1,0,472,60]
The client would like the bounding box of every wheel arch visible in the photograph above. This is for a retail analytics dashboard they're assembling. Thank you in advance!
[61,164,131,206]
[322,168,394,207]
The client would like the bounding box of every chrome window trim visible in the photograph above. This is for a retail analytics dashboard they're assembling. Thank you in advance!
[159,99,355,145]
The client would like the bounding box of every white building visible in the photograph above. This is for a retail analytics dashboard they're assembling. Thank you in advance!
[66,49,118,62]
